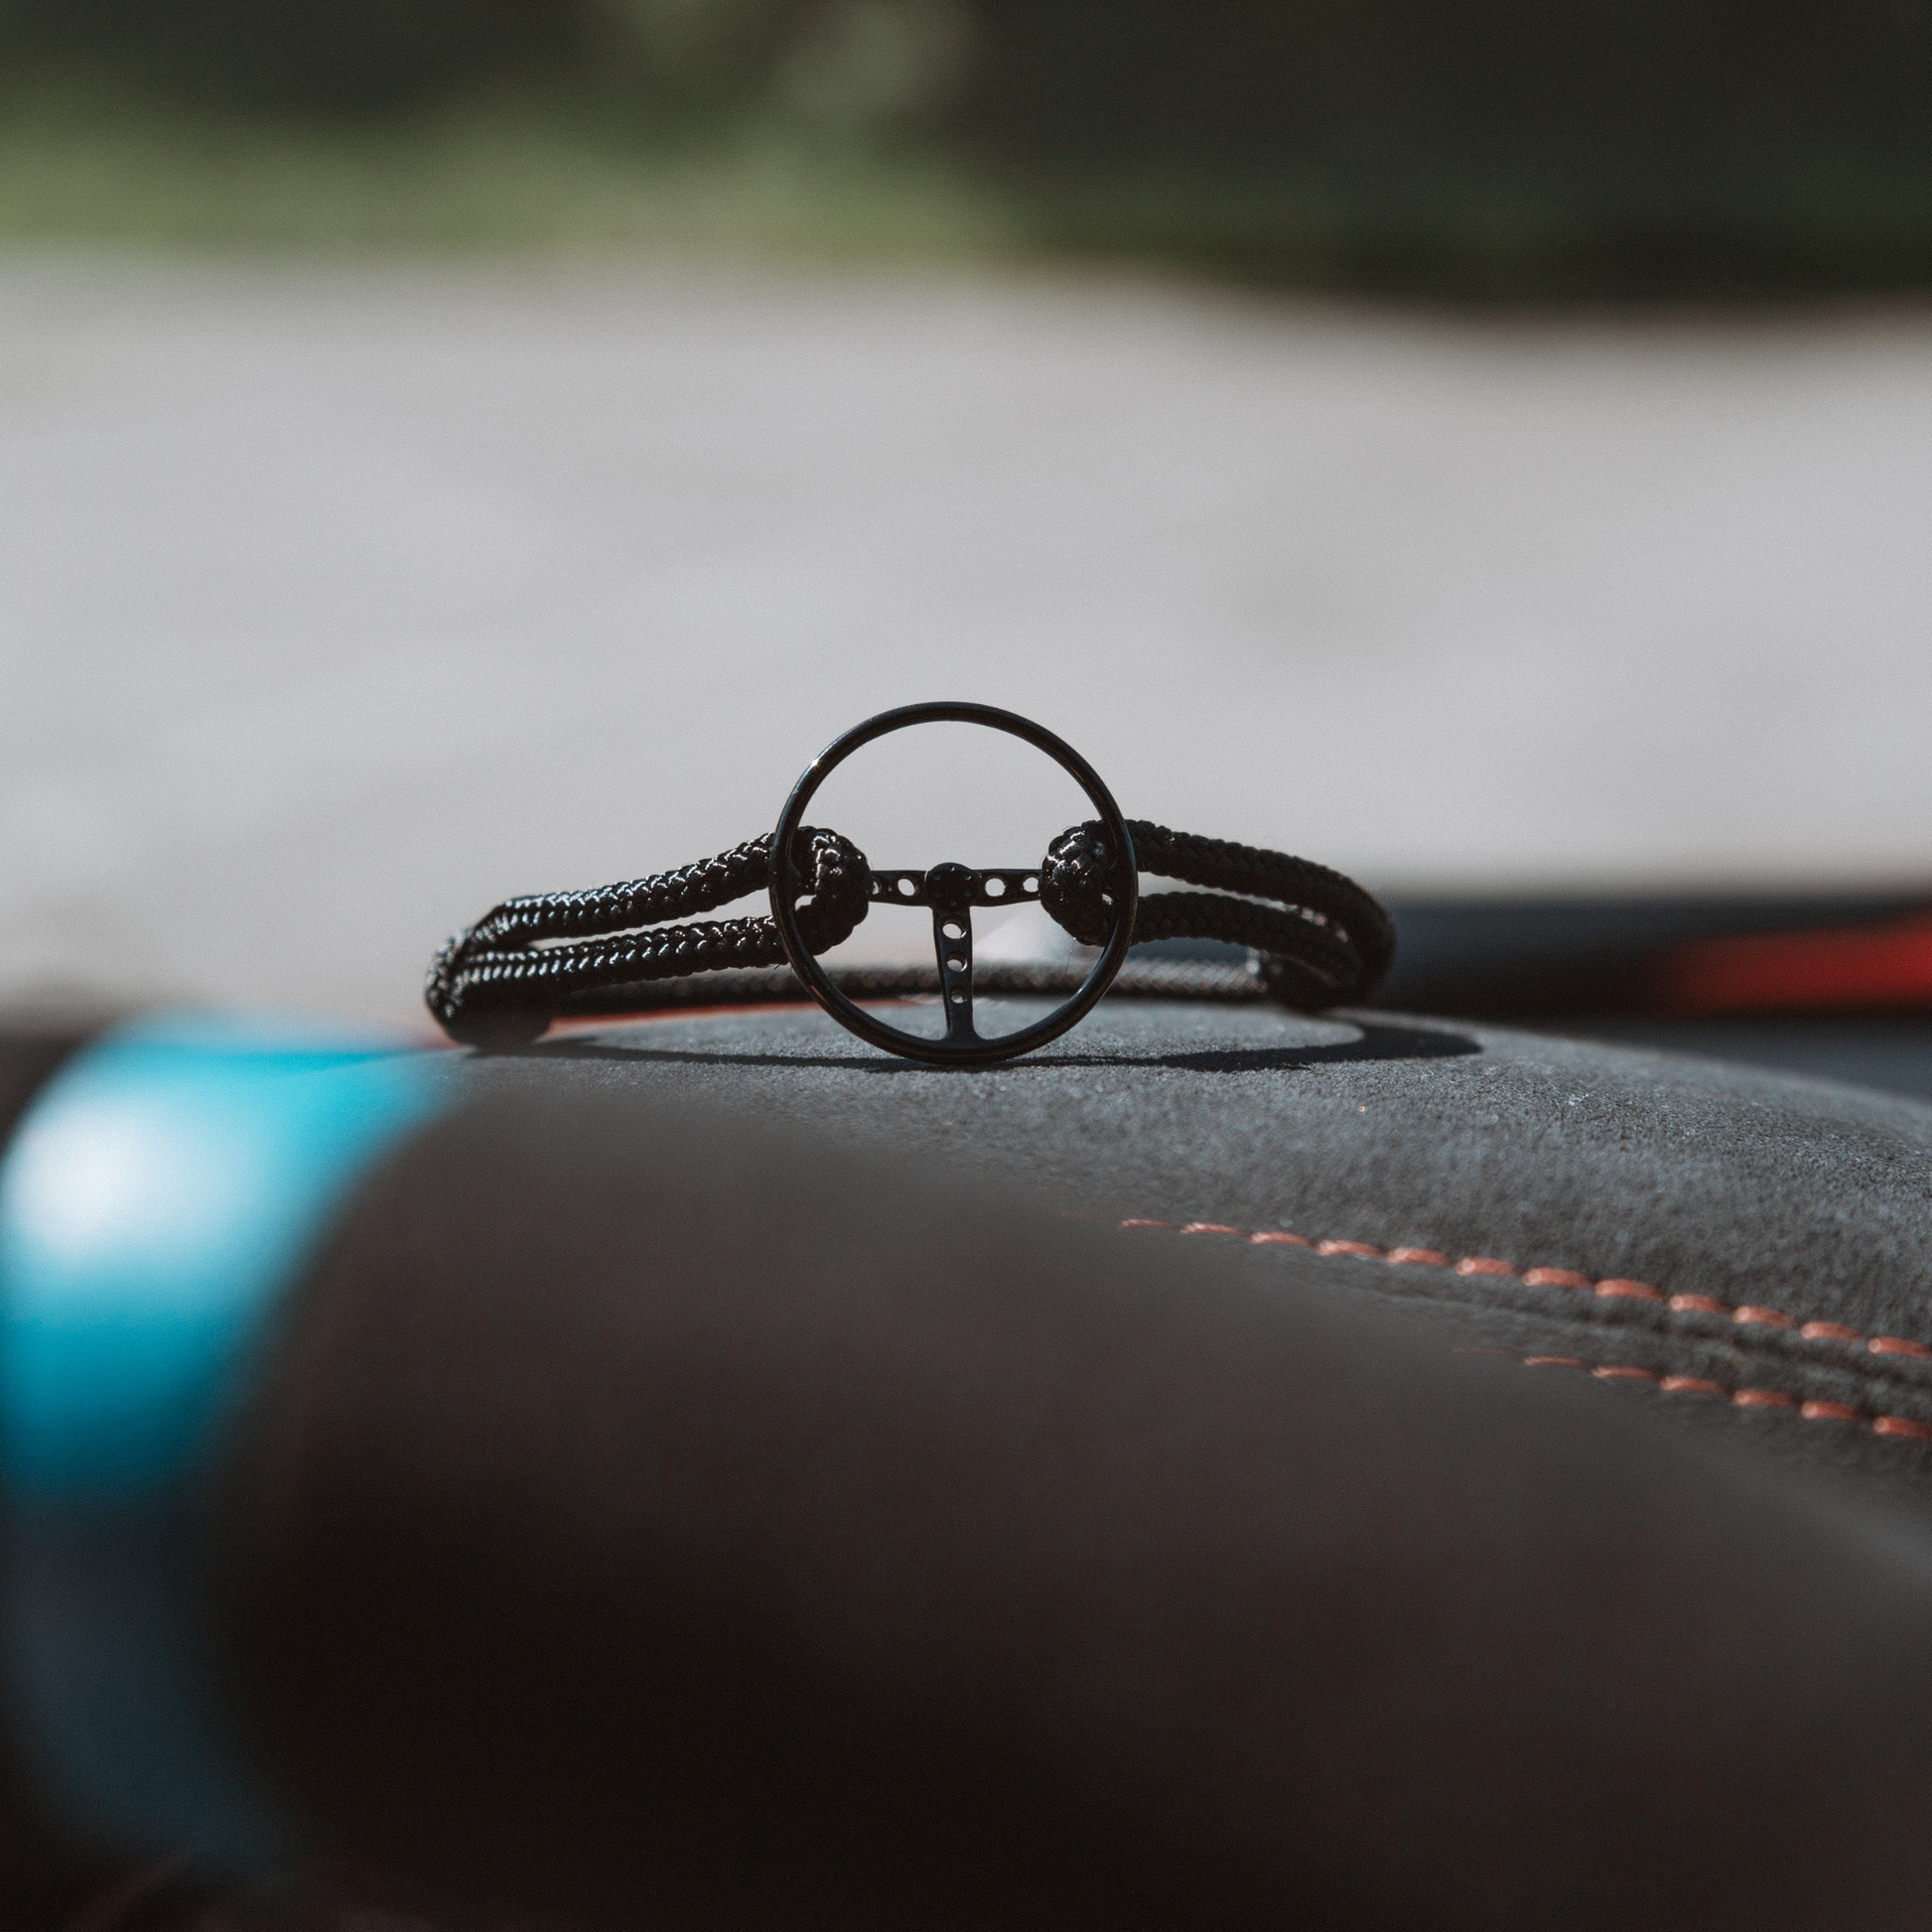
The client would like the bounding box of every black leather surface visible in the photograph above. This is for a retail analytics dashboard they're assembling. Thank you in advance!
[231,1061,1932,1930]
[1575,1016,1932,1106]
[449,999,1932,1505]
[13,1004,1932,1927]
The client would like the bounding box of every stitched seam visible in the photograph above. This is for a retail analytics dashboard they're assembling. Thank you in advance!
[1460,1348,1932,1445]
[1113,1218,1932,1361]
[1328,1267,1932,1413]
[1113,1217,1932,1448]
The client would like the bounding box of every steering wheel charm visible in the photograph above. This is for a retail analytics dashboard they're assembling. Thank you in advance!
[426,704,1392,1060]
[770,703,1140,1066]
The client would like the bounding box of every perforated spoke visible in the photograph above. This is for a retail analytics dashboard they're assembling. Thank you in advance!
[918,864,979,1043]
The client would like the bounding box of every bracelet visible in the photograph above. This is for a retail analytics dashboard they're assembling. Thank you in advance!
[427,704,1393,1066]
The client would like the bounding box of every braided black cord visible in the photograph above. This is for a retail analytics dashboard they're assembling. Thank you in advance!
[426,818,1391,1046]
[1039,820,1394,1009]
[426,828,870,1048]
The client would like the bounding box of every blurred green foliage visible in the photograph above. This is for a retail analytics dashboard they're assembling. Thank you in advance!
[0,0,972,122]
[0,0,579,109]
[1,0,1928,297]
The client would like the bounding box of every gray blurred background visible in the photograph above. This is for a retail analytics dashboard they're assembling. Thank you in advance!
[2,2,1928,1029]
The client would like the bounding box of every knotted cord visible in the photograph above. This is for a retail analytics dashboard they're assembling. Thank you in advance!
[427,828,869,1048]
[427,819,1391,1048]
[1042,821,1393,1011]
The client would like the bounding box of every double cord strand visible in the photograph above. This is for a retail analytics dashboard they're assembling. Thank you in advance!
[427,820,1392,1048]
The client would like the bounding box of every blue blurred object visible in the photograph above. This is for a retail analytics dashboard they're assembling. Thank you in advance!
[0,1014,442,1496]
[0,1015,446,1869]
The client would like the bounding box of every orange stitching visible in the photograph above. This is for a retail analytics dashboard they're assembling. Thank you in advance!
[1802,1399,1863,1422]
[1502,1351,1931,1444]
[1116,1217,1932,1359]
[1596,1279,1664,1304]
[1869,1335,1932,1359]
[1118,1214,1932,1449]
[1670,1294,1726,1314]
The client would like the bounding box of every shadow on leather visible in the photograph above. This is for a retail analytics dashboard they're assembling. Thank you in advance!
[521,1021,1481,1075]
[1138,1024,1480,1072]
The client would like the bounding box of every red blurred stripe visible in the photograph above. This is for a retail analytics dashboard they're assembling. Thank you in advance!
[1658,910,1932,1016]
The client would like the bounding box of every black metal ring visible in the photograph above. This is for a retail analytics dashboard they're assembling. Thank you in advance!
[769,703,1139,1065]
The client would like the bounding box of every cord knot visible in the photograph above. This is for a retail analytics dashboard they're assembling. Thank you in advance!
[1037,818,1394,1012]
[1039,823,1132,948]
[426,826,870,1049]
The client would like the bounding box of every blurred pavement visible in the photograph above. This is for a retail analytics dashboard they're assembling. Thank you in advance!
[4,254,1930,1023]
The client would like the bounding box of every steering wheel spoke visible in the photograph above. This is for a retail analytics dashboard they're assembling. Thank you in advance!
[860,864,1045,1047]
[973,868,1041,906]
[931,905,977,1041]
[867,867,1042,910]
